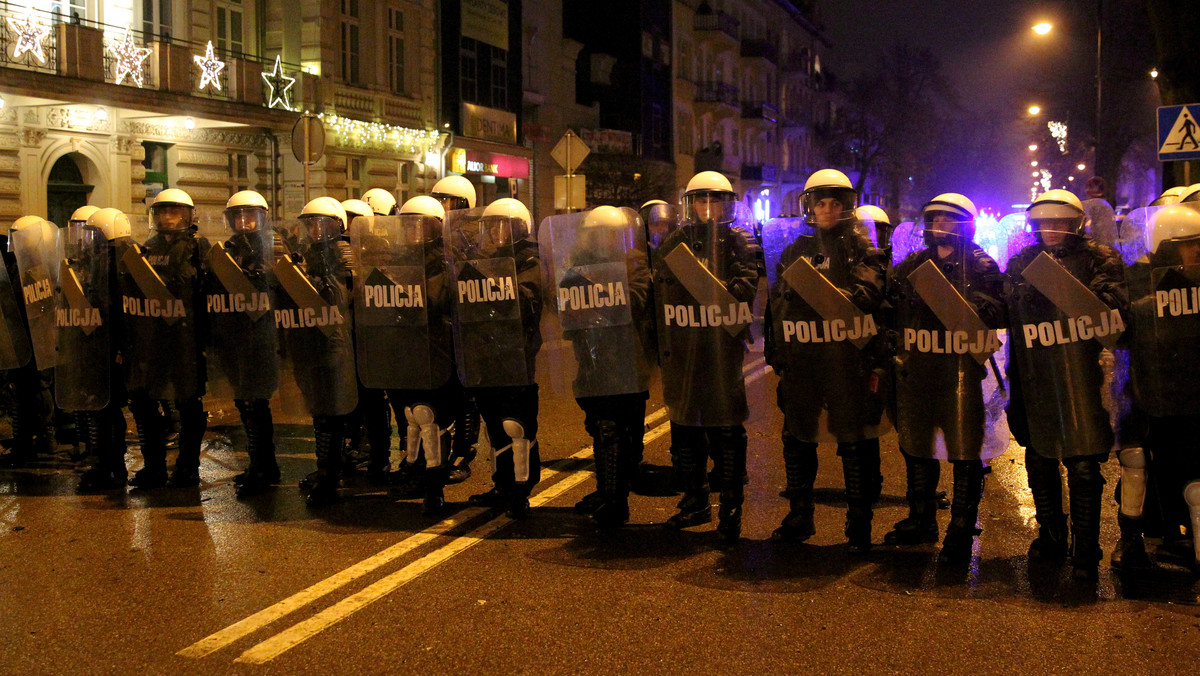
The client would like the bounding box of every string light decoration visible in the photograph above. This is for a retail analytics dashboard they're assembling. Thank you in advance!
[261,55,296,110]
[7,10,51,64]
[318,113,442,153]
[193,40,226,92]
[1048,121,1068,154]
[109,26,153,87]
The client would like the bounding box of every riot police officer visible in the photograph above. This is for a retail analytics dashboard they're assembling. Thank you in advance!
[542,205,654,527]
[656,172,760,544]
[885,193,1006,562]
[362,188,398,217]
[120,189,210,488]
[763,169,887,551]
[451,198,543,518]
[854,204,894,259]
[1006,189,1127,581]
[430,175,484,484]
[207,190,281,498]
[278,197,358,506]
[0,216,57,467]
[68,208,131,490]
[1116,204,1200,569]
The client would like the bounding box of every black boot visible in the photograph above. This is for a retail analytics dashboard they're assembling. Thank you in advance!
[236,400,280,499]
[306,416,344,507]
[366,407,393,486]
[939,460,986,564]
[575,438,608,515]
[1025,448,1068,560]
[666,427,711,529]
[1111,514,1150,570]
[446,404,479,485]
[773,434,817,542]
[884,451,940,546]
[77,412,128,492]
[129,397,168,489]
[841,441,879,552]
[715,427,747,544]
[1066,456,1106,581]
[591,421,629,528]
[168,398,206,487]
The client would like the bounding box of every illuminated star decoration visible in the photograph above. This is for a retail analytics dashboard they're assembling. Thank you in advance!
[6,11,52,64]
[110,26,152,87]
[193,40,226,92]
[261,56,296,110]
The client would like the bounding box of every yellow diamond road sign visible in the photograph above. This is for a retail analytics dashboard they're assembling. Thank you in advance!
[551,131,589,174]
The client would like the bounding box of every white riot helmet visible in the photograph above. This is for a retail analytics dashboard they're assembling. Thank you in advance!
[1027,189,1086,241]
[1148,204,1200,260]
[683,171,737,224]
[1149,185,1188,207]
[922,193,978,245]
[69,205,101,228]
[801,169,857,229]
[87,208,132,241]
[399,195,446,244]
[341,199,374,230]
[477,198,532,256]
[639,198,678,247]
[300,196,348,242]
[225,190,269,233]
[361,188,398,216]
[150,188,196,232]
[855,205,891,227]
[578,205,632,260]
[431,175,477,211]
[10,215,46,233]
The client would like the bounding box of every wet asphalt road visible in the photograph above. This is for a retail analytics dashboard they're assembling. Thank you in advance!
[2,339,1199,674]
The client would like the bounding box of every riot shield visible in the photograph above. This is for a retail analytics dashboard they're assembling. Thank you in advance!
[274,219,357,416]
[540,208,652,399]
[994,212,1038,273]
[54,225,111,411]
[1117,205,1161,265]
[447,209,534,389]
[1009,251,1124,458]
[11,220,61,370]
[0,252,32,371]
[351,214,453,391]
[893,256,1007,460]
[1126,259,1200,417]
[118,224,206,400]
[655,209,759,427]
[763,217,886,442]
[641,202,682,251]
[889,221,920,266]
[200,218,279,402]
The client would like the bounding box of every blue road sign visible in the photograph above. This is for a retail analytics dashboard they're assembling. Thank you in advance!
[1158,104,1200,161]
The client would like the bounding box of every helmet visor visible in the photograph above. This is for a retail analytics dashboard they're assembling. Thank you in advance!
[801,187,857,229]
[433,192,471,213]
[150,203,194,232]
[640,204,679,247]
[224,206,267,233]
[299,214,344,242]
[683,191,734,224]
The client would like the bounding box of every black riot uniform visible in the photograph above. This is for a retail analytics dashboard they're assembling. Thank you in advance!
[655,172,760,544]
[121,191,210,489]
[763,169,886,551]
[1005,190,1127,580]
[205,192,280,498]
[884,194,1006,562]
[1112,204,1200,569]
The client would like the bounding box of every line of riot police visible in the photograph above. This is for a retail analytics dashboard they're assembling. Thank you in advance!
[2,166,1198,581]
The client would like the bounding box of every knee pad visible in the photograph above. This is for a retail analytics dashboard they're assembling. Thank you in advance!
[403,406,421,464]
[413,404,442,467]
[502,418,533,483]
[1117,447,1148,518]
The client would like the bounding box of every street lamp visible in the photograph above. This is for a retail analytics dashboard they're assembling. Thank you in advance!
[1032,22,1052,35]
[1028,105,1041,116]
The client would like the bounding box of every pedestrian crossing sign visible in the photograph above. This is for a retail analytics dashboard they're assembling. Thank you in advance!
[1157,104,1200,161]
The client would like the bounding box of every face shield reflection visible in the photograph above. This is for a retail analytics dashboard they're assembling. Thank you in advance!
[300,214,344,242]
[224,206,267,233]
[151,204,194,232]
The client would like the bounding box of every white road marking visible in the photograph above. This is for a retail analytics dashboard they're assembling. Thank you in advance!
[183,361,769,663]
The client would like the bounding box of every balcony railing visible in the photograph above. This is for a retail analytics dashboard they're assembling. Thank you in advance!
[693,10,740,41]
[740,39,778,65]
[695,81,739,106]
[742,102,779,123]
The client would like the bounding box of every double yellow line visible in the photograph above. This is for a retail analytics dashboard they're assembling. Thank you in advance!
[179,358,768,664]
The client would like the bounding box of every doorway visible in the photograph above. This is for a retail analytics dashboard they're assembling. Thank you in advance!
[46,154,93,228]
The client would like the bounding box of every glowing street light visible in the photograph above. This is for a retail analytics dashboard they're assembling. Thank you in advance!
[1032,22,1052,35]
[1028,105,1041,116]
[1031,161,1039,167]
[1077,163,1086,171]
[1150,68,1158,79]
[1028,144,1038,151]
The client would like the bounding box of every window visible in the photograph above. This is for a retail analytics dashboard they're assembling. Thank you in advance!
[216,1,244,56]
[141,0,172,41]
[51,0,87,23]
[229,153,250,193]
[346,157,364,195]
[397,161,412,204]
[142,141,171,191]
[460,39,478,103]
[490,49,507,108]
[388,8,405,94]
[341,0,361,85]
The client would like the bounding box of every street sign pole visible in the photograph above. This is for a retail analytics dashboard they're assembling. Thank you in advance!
[551,130,590,213]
